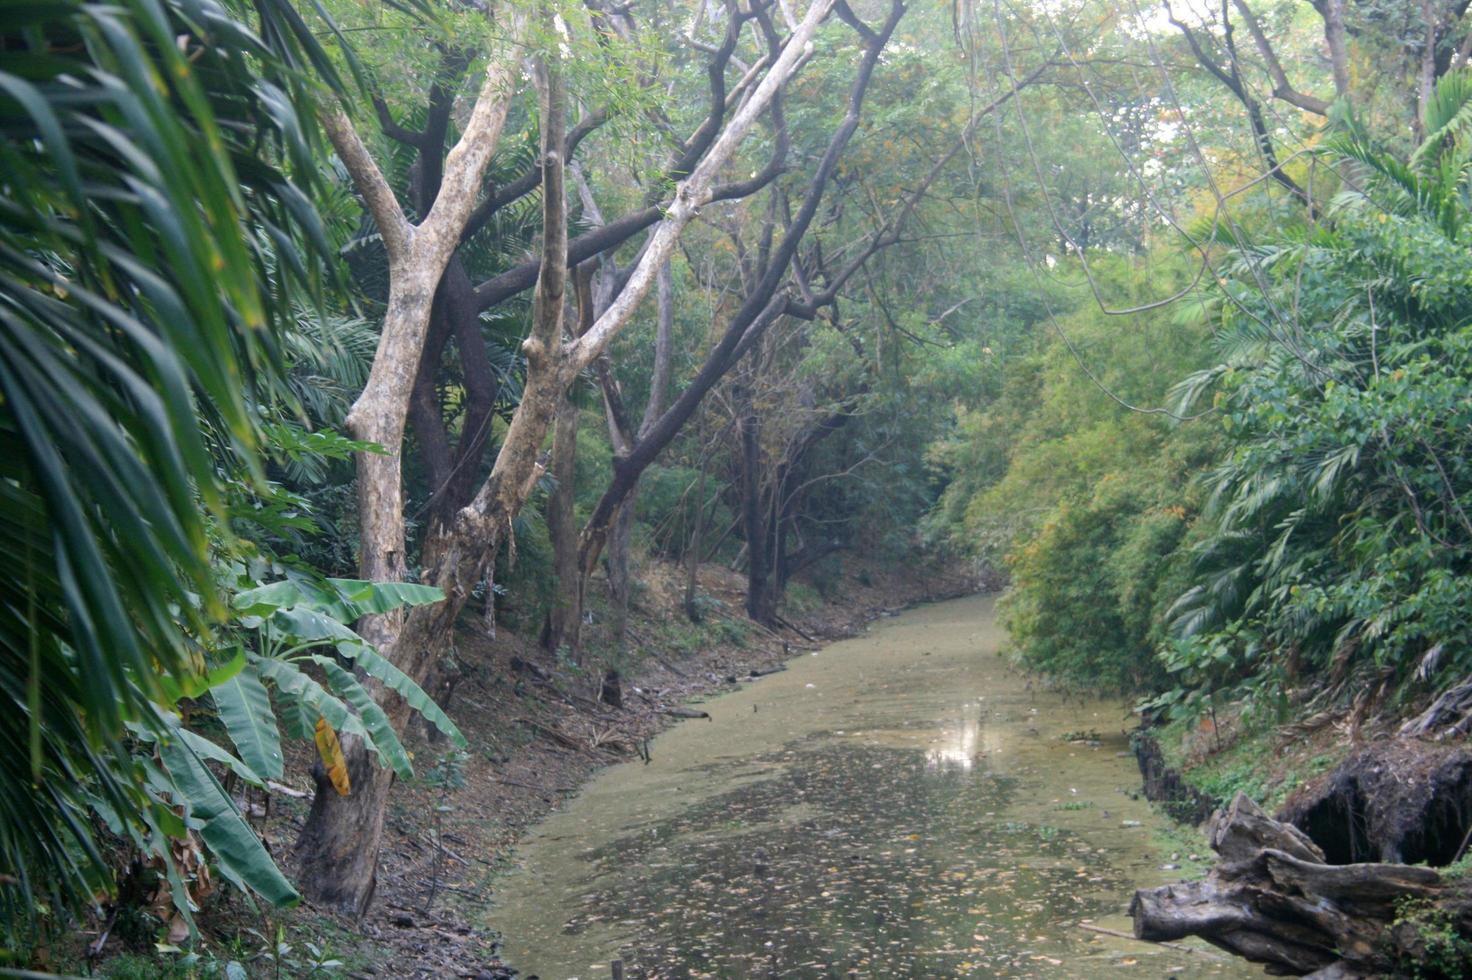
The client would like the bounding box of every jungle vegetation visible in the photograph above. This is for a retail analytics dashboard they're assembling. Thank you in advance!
[6,0,1472,969]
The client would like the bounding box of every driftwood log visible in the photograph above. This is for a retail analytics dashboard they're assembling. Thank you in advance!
[1131,793,1471,977]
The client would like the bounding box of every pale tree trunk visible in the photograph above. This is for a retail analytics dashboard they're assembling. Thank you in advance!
[542,268,598,659]
[1418,1,1439,140]
[296,19,526,913]
[295,1,839,915]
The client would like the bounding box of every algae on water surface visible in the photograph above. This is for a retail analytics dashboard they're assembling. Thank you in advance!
[488,596,1256,978]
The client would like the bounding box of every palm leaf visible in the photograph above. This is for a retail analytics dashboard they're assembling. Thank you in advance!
[1414,70,1472,169]
[313,657,415,779]
[252,657,376,751]
[0,0,339,918]
[332,642,466,747]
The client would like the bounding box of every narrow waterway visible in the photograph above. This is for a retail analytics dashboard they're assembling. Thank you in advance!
[487,595,1253,978]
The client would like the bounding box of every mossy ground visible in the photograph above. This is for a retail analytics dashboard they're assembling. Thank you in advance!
[1151,712,1350,817]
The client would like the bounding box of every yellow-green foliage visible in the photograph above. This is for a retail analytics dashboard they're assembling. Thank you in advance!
[926,254,1221,690]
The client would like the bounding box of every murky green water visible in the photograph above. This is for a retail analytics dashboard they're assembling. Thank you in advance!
[487,596,1254,978]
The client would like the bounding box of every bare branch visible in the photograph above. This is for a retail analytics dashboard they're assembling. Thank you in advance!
[421,11,528,244]
[460,106,608,244]
[321,105,413,265]
[565,0,840,378]
[1231,0,1330,115]
[373,96,427,145]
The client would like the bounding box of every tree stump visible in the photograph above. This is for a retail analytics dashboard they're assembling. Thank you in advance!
[1130,793,1470,977]
[600,668,622,708]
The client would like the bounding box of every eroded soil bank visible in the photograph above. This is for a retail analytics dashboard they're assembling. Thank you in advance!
[486,595,1256,979]
[1135,700,1472,878]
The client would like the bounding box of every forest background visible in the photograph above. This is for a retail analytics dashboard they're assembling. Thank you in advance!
[7,0,1472,971]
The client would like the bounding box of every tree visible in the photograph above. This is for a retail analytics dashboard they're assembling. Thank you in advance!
[1161,71,1472,716]
[296,0,857,914]
[573,12,1049,617]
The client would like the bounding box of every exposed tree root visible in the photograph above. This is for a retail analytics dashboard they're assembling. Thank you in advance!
[1132,793,1472,977]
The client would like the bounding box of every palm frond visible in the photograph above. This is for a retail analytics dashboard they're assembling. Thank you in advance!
[0,0,337,920]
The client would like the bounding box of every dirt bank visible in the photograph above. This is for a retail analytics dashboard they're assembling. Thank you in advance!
[1132,732,1219,826]
[1135,689,1472,878]
[250,554,975,978]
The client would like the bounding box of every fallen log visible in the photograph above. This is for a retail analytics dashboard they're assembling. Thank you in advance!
[1130,792,1472,977]
[773,613,815,642]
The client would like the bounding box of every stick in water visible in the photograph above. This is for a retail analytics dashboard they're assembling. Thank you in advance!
[1077,923,1225,960]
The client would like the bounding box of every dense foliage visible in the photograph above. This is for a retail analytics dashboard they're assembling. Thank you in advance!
[1159,85,1472,720]
[927,60,1472,728]
[0,0,455,949]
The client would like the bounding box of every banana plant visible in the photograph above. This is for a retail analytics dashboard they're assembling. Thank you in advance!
[220,577,465,795]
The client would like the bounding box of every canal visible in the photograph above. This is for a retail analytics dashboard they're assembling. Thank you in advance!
[487,595,1254,978]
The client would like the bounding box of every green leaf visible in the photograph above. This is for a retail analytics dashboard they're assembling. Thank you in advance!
[173,728,265,790]
[326,578,443,617]
[234,576,443,624]
[312,656,413,780]
[333,642,465,747]
[210,662,284,781]
[254,657,375,750]
[266,604,361,644]
[274,684,316,742]
[156,734,298,908]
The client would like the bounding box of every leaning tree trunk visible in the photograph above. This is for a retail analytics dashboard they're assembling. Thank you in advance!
[1131,792,1472,977]
[541,393,582,656]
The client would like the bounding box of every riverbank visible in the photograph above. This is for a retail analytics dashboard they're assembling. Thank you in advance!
[231,554,974,978]
[1134,687,1472,875]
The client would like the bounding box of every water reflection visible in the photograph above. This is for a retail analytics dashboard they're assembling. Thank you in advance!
[925,706,981,771]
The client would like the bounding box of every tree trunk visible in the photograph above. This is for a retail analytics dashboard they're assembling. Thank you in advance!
[575,0,913,580]
[739,383,777,625]
[541,393,582,656]
[683,457,709,620]
[292,742,393,917]
[1131,793,1467,977]
[600,259,674,639]
[295,22,531,912]
[1417,1,1439,141]
[1320,0,1351,102]
[604,498,636,633]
